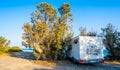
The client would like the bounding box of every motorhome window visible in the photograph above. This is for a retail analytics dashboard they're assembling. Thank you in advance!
[73,39,78,44]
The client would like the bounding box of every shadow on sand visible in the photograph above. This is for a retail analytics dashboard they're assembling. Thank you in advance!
[10,52,36,60]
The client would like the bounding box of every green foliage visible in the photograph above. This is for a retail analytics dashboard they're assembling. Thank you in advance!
[9,46,23,52]
[0,36,11,54]
[87,31,97,36]
[101,23,120,60]
[22,2,73,60]
[0,36,10,47]
[0,47,10,54]
[79,27,87,36]
[0,36,22,53]
[0,46,22,54]
[79,27,97,36]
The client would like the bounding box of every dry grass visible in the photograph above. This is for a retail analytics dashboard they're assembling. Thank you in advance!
[34,60,57,67]
[105,61,120,65]
[0,53,10,56]
[33,60,70,67]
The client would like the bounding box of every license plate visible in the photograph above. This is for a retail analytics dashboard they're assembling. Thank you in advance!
[90,61,96,63]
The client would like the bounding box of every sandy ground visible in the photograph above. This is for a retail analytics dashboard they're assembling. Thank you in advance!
[0,52,53,70]
[0,52,120,70]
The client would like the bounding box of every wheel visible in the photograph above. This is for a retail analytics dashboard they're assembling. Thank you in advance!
[72,57,76,64]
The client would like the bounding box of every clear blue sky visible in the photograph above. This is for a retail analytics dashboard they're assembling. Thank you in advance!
[0,0,120,47]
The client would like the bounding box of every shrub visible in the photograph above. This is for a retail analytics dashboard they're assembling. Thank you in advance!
[101,23,120,60]
[9,46,23,52]
[0,36,11,54]
[0,47,10,54]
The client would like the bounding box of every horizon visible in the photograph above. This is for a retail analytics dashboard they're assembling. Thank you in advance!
[0,0,120,48]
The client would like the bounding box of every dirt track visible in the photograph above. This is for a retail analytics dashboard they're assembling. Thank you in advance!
[0,52,120,70]
[0,52,53,70]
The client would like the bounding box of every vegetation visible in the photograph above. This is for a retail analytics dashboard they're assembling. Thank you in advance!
[0,36,22,54]
[79,27,97,36]
[22,2,73,60]
[0,36,10,54]
[0,47,10,54]
[0,46,23,54]
[9,46,23,52]
[101,23,120,60]
[105,61,120,65]
[0,46,22,54]
[0,36,10,48]
[79,27,87,36]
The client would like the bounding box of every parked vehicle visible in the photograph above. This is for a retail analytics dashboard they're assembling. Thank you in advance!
[68,36,105,63]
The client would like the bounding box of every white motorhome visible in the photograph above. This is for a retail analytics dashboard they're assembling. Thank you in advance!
[68,36,105,63]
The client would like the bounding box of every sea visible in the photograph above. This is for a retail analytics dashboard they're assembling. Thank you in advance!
[22,48,33,52]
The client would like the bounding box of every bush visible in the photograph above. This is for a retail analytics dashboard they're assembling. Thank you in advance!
[0,47,10,54]
[0,46,22,54]
[8,46,23,52]
[0,47,10,52]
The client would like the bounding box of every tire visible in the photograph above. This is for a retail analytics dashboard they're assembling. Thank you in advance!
[72,57,76,64]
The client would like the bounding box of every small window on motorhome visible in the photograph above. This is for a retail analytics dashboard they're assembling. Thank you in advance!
[73,39,78,44]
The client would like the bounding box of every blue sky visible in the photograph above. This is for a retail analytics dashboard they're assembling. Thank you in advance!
[0,0,120,47]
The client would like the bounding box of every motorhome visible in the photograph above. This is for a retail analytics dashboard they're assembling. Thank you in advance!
[68,36,105,63]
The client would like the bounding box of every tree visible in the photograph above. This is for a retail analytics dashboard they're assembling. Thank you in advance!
[79,27,97,36]
[22,2,73,60]
[79,27,87,36]
[0,36,10,47]
[87,31,97,36]
[101,23,120,60]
